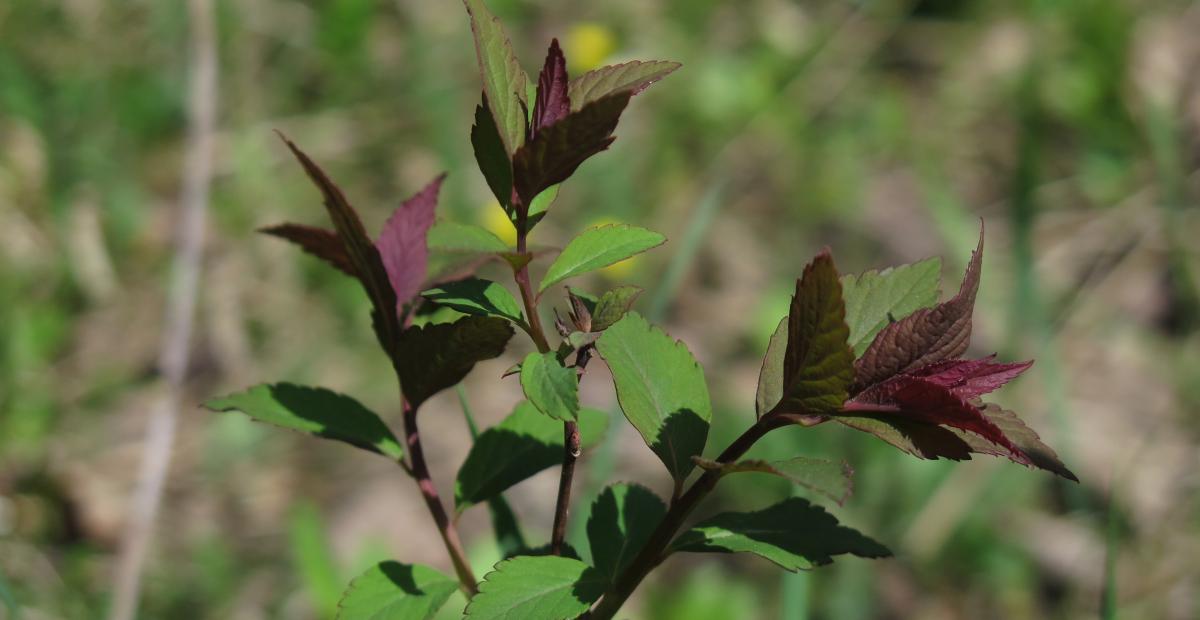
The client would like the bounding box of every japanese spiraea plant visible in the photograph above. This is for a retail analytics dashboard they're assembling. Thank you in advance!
[205,1,1077,618]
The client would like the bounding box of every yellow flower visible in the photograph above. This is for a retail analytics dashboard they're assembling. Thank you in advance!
[565,23,616,73]
[479,201,517,246]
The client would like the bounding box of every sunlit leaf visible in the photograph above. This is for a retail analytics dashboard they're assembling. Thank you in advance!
[464,556,607,619]
[422,278,524,324]
[336,562,458,620]
[568,60,681,111]
[595,312,711,481]
[841,257,941,357]
[520,351,579,421]
[538,224,665,293]
[463,0,528,156]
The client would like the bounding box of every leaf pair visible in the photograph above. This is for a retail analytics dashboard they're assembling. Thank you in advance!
[465,0,679,215]
[757,228,1075,480]
[263,137,452,350]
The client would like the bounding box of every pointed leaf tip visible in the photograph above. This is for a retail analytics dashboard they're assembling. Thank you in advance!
[775,251,855,417]
[259,223,356,277]
[532,38,571,139]
[277,135,399,347]
[595,312,711,481]
[568,60,681,111]
[377,175,446,315]
[463,0,529,157]
[852,225,985,391]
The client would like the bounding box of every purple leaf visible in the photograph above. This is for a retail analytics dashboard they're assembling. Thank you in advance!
[377,175,446,316]
[512,92,631,208]
[259,223,356,277]
[908,356,1033,400]
[278,133,399,346]
[531,38,571,140]
[852,225,984,393]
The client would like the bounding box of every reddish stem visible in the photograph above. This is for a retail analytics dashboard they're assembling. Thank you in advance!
[511,203,580,555]
[402,398,479,595]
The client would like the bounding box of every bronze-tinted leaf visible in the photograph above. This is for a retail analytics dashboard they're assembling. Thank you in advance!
[278,134,399,345]
[259,223,356,277]
[511,92,631,207]
[852,226,984,393]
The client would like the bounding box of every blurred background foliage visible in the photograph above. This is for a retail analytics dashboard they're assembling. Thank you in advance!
[2,0,1199,618]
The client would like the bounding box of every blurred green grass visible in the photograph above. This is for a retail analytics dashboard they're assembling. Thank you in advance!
[2,0,1198,618]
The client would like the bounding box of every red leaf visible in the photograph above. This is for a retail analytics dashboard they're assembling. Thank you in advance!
[908,356,1033,400]
[848,376,1026,461]
[377,175,445,315]
[852,225,984,392]
[531,38,570,140]
[259,223,356,277]
[954,403,1078,481]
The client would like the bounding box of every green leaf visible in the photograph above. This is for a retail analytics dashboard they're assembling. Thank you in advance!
[693,457,854,505]
[841,257,942,357]
[755,318,787,418]
[471,97,513,208]
[586,484,667,585]
[455,403,609,510]
[519,352,579,421]
[778,252,855,416]
[427,219,509,254]
[423,278,524,324]
[591,286,642,331]
[670,498,891,570]
[465,556,607,620]
[395,316,514,409]
[205,384,403,460]
[568,60,681,111]
[462,0,528,157]
[538,224,666,293]
[526,184,560,229]
[337,561,458,620]
[425,220,507,284]
[595,312,711,481]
